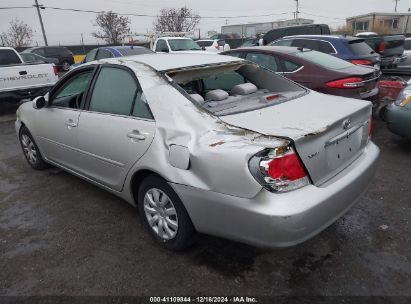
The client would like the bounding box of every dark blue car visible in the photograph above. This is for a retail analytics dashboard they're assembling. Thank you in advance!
[269,35,381,69]
[71,46,153,70]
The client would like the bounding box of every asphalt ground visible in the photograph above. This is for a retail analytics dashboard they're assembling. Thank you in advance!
[0,84,410,298]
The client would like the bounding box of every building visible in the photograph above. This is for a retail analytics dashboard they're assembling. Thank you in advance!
[221,18,314,38]
[347,12,411,35]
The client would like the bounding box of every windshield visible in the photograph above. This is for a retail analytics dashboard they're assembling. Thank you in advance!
[294,50,354,70]
[197,40,214,47]
[174,63,306,116]
[168,39,202,51]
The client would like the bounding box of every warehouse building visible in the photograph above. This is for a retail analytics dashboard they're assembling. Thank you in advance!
[221,18,314,38]
[346,12,411,34]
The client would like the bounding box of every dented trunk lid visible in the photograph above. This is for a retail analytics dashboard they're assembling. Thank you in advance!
[218,91,372,185]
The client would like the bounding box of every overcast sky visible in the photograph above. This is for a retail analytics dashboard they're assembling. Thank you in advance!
[0,0,409,45]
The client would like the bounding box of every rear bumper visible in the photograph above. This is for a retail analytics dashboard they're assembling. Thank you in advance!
[171,142,379,248]
[381,55,407,68]
[0,86,52,103]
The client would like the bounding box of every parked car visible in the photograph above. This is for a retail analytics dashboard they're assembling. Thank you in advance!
[153,37,213,54]
[380,81,411,139]
[263,24,331,45]
[70,46,153,69]
[0,47,58,104]
[196,39,230,52]
[20,52,59,65]
[16,54,379,250]
[356,32,406,69]
[222,46,380,100]
[269,35,381,69]
[22,46,75,72]
[395,37,411,72]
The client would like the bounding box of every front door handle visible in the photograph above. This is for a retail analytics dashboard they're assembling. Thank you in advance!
[65,119,77,128]
[127,130,146,141]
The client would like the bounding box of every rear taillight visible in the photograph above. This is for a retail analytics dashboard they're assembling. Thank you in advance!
[53,64,58,76]
[378,42,386,53]
[351,59,373,66]
[326,77,365,89]
[249,145,310,193]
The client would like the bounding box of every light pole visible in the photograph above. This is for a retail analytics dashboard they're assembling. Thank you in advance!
[295,0,300,20]
[33,0,48,46]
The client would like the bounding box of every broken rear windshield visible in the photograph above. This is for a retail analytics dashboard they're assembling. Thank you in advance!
[172,63,307,116]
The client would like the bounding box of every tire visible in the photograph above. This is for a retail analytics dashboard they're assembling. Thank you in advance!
[61,60,71,72]
[138,175,196,251]
[19,126,48,170]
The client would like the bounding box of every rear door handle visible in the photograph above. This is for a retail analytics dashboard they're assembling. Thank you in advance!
[65,119,77,128]
[127,130,146,141]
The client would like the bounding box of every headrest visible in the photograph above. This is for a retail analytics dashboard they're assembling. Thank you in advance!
[232,83,258,95]
[190,94,205,104]
[205,89,229,101]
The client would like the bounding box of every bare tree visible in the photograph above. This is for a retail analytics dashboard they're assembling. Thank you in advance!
[1,18,33,47]
[92,11,130,44]
[153,7,200,33]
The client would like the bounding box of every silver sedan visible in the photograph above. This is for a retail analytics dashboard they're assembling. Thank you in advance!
[15,54,379,250]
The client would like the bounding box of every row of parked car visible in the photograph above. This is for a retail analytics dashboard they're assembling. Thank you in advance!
[5,23,410,250]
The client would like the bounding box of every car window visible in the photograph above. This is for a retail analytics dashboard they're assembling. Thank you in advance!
[203,72,246,91]
[89,67,137,116]
[318,41,335,53]
[295,50,353,70]
[95,49,113,60]
[20,53,35,62]
[33,48,45,56]
[291,39,322,52]
[270,39,293,47]
[197,41,214,47]
[245,53,279,72]
[118,47,153,56]
[282,60,302,72]
[347,40,374,55]
[405,40,411,51]
[85,49,98,62]
[52,71,93,108]
[168,39,202,51]
[132,91,153,119]
[44,48,57,56]
[0,50,22,65]
[156,39,168,52]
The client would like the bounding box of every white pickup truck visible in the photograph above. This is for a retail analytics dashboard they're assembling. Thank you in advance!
[0,47,59,104]
[152,37,215,54]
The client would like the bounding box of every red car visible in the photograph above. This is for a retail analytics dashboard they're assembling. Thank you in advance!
[222,46,381,100]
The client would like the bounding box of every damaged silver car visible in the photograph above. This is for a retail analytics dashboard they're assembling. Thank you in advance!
[15,54,379,250]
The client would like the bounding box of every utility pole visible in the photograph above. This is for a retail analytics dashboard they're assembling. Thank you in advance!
[33,0,48,46]
[394,0,400,12]
[295,0,300,20]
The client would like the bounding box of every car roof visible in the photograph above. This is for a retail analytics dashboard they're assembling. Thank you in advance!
[281,35,361,41]
[99,53,244,72]
[233,46,301,54]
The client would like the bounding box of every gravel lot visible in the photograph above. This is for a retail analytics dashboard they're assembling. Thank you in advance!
[0,97,410,297]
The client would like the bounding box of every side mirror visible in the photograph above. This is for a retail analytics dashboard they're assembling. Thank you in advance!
[32,96,46,109]
[202,46,206,51]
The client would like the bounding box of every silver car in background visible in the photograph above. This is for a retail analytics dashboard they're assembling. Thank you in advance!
[15,54,379,250]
